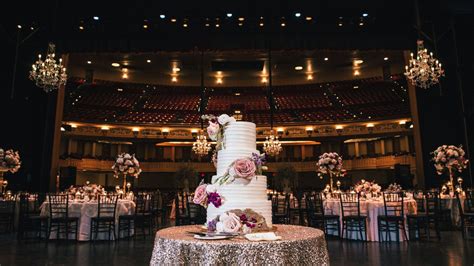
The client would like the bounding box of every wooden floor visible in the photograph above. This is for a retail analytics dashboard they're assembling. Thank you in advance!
[0,230,472,265]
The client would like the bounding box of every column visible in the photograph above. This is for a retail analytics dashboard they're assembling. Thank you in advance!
[354,142,360,157]
[380,139,385,155]
[301,145,306,161]
[171,146,176,162]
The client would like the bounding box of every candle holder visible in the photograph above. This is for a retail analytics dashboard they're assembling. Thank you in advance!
[336,180,341,191]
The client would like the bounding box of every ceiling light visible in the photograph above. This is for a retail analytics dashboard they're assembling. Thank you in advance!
[294,66,303,70]
[353,85,359,89]
[362,13,368,17]
[117,88,123,92]
[79,26,84,30]
[216,77,223,84]
[238,23,243,26]
[354,70,360,76]
[122,73,128,79]
[173,67,181,72]
[171,76,178,82]
[215,24,220,28]
[261,77,268,83]
[259,22,264,27]
[305,17,312,21]
[366,123,375,128]
[143,24,148,29]
[217,71,222,75]
[111,63,120,67]
[238,17,245,21]
[160,14,166,19]
[354,59,364,65]
[17,25,22,29]
[183,23,188,28]
[384,57,389,61]
[101,126,110,131]
[307,74,313,80]
[338,23,343,27]
[227,13,233,18]
[93,16,99,21]
[234,92,241,96]
[205,23,210,27]
[399,120,407,125]
[87,61,92,64]
[359,22,364,26]
[335,125,343,130]
[295,13,301,17]
[281,22,286,27]
[132,127,140,132]
[171,18,177,22]
[324,57,329,61]
[146,59,151,63]
[121,67,128,73]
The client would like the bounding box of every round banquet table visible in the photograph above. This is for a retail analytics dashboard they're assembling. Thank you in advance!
[150,225,330,265]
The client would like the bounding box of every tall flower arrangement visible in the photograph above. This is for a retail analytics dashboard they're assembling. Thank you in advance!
[0,148,21,174]
[316,152,345,191]
[431,145,469,192]
[112,153,142,191]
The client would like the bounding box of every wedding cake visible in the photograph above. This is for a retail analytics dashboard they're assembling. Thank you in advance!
[206,121,273,228]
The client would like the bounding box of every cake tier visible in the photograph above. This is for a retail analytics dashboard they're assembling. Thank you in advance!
[223,121,256,150]
[207,175,272,228]
[216,149,259,176]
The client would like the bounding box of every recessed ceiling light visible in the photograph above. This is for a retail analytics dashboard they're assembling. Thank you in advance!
[171,18,177,22]
[324,57,329,61]
[338,23,343,27]
[281,22,286,27]
[121,73,128,79]
[87,61,92,64]
[79,25,84,30]
[17,25,22,29]
[205,23,210,27]
[171,76,178,82]
[117,88,123,92]
[93,16,99,21]
[238,17,245,21]
[146,59,151,63]
[183,23,188,28]
[259,22,264,27]
[294,66,303,71]
[143,24,148,29]
[305,16,312,21]
[362,13,368,17]
[227,13,233,18]
[353,85,359,89]
[111,62,120,67]
[160,14,166,19]
[384,57,389,61]
[295,13,301,17]
[234,92,241,96]
[215,24,220,28]
[359,22,364,26]
[238,23,243,26]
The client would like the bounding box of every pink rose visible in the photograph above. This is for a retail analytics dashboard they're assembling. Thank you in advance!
[207,122,220,141]
[219,212,242,233]
[193,184,208,207]
[232,158,256,180]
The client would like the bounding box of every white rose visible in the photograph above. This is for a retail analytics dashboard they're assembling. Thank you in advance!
[215,222,225,233]
[218,114,231,125]
[206,184,218,193]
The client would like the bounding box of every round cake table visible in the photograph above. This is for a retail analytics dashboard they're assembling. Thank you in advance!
[150,224,330,265]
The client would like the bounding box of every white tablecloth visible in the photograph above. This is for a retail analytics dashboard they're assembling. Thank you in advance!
[324,198,417,241]
[40,199,135,241]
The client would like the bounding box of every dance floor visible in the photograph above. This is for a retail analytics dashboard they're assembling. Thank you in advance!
[0,231,472,265]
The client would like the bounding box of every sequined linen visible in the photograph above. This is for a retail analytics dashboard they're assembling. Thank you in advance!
[150,225,330,265]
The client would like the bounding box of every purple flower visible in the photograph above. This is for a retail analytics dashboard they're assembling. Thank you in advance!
[207,219,217,232]
[252,153,266,167]
[207,192,222,208]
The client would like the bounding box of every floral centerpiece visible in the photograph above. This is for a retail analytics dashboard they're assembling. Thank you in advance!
[206,209,270,234]
[431,145,469,192]
[0,148,21,174]
[316,152,345,191]
[112,153,142,191]
[193,182,224,208]
[354,179,381,197]
[67,183,106,201]
[214,153,267,185]
[386,183,402,193]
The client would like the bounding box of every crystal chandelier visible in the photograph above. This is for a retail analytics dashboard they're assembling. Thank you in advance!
[404,40,444,89]
[29,42,67,92]
[192,131,212,156]
[263,130,282,156]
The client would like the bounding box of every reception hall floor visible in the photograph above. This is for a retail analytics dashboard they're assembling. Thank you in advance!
[0,231,472,265]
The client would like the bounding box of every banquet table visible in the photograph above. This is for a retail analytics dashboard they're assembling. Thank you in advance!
[40,199,135,241]
[324,197,417,241]
[150,225,329,265]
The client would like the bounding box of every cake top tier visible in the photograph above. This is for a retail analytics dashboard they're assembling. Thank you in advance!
[223,121,256,150]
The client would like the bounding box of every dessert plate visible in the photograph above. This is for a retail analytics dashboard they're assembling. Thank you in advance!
[194,235,233,240]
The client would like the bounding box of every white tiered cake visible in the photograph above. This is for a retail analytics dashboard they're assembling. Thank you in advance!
[206,121,273,227]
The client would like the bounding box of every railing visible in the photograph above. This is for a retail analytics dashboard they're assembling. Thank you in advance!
[59,155,416,173]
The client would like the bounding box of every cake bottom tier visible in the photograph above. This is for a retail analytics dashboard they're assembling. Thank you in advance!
[207,200,273,228]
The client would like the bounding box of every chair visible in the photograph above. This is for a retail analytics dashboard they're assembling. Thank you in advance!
[174,191,191,226]
[0,197,16,233]
[151,190,165,229]
[407,191,442,240]
[290,191,307,225]
[378,192,408,242]
[18,193,48,240]
[90,194,118,241]
[272,193,290,224]
[306,192,340,237]
[48,194,79,241]
[457,191,474,239]
[340,192,367,241]
[407,191,429,240]
[118,193,154,239]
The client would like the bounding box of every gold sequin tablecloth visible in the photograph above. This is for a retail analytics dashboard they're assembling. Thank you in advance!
[150,225,330,265]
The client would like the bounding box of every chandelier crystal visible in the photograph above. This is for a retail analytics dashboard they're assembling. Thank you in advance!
[263,130,282,156]
[192,131,212,156]
[404,40,444,89]
[29,42,67,92]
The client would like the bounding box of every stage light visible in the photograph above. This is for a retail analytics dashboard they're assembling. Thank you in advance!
[160,14,166,19]
[183,23,188,28]
[122,73,128,79]
[338,23,343,27]
[295,13,301,17]
[205,23,210,27]
[354,59,364,65]
[238,23,243,26]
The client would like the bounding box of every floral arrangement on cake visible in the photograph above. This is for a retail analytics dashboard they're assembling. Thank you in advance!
[0,148,21,173]
[431,145,469,175]
[354,179,381,195]
[112,153,142,178]
[214,153,267,185]
[206,209,269,234]
[202,114,236,151]
[386,182,402,193]
[193,182,223,208]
